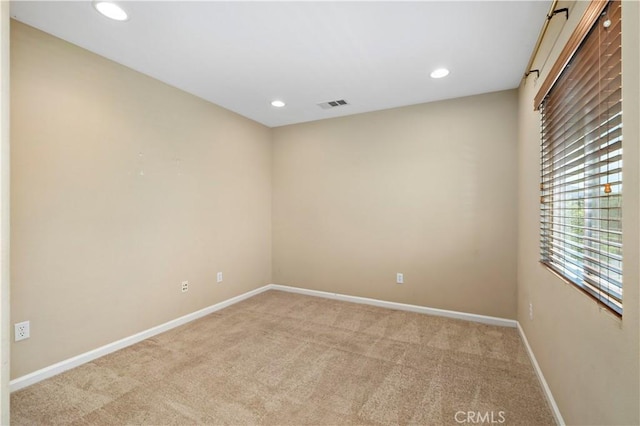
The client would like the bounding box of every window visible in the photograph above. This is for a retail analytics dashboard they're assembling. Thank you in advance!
[537,0,622,315]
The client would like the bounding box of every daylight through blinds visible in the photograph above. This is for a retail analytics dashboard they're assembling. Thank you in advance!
[539,0,622,315]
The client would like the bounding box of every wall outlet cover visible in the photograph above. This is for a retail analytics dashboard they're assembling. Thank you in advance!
[15,321,30,342]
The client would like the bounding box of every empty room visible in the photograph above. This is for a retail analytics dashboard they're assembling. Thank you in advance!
[0,0,638,425]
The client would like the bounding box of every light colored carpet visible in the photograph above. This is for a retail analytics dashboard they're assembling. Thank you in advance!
[11,290,555,425]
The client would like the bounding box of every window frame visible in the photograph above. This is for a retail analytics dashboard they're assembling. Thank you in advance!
[535,0,623,316]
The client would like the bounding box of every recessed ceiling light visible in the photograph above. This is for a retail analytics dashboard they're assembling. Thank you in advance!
[94,1,128,21]
[430,68,450,79]
[271,100,286,108]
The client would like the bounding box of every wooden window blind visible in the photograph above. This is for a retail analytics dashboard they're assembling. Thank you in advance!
[539,0,622,315]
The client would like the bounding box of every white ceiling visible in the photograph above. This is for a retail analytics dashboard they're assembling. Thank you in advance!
[10,1,551,128]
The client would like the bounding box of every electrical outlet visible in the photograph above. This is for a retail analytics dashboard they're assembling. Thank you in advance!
[181,281,189,293]
[217,272,223,283]
[529,303,534,320]
[15,321,30,342]
[396,273,404,284]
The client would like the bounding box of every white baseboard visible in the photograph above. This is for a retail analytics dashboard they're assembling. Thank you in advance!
[9,283,520,392]
[517,323,565,425]
[268,284,517,328]
[9,285,272,392]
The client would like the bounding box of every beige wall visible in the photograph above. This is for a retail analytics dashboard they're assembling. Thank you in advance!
[517,1,640,424]
[273,90,519,319]
[1,3,10,423]
[10,21,272,378]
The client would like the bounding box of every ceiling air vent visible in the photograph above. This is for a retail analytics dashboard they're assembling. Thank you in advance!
[317,99,349,110]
